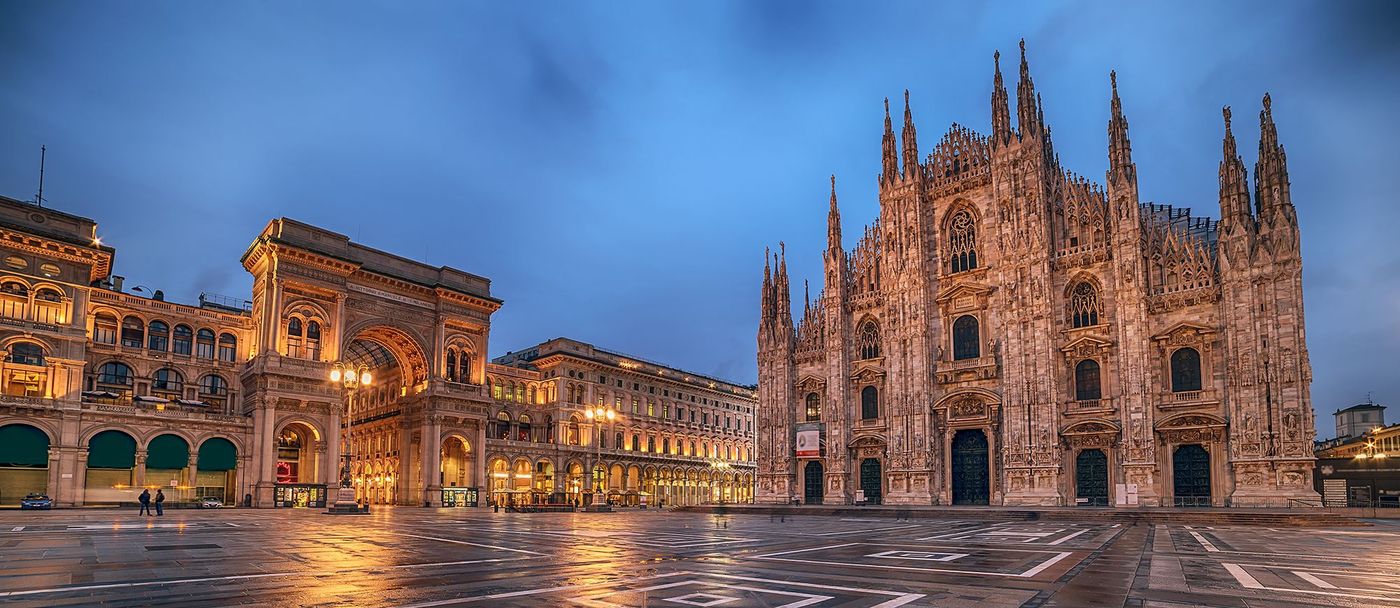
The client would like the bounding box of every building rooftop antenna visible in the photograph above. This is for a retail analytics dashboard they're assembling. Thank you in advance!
[34,145,47,207]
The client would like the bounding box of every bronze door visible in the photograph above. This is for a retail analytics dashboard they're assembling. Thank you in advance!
[951,430,990,505]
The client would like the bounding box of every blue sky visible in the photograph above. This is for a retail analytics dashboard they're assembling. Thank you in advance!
[2,1,1396,436]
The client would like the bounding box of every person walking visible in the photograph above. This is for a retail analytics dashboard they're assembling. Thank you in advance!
[154,489,165,516]
[138,489,152,516]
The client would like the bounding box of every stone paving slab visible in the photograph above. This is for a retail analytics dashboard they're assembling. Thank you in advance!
[0,508,1395,606]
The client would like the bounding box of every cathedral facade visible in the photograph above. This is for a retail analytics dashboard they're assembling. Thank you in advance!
[755,42,1318,508]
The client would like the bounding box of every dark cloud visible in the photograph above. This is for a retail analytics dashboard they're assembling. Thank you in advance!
[0,1,1393,437]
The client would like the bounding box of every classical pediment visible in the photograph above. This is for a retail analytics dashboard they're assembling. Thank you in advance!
[847,434,887,449]
[1059,334,1113,356]
[796,375,827,393]
[1155,413,1226,430]
[849,362,886,384]
[1062,419,1121,436]
[935,281,993,308]
[1151,321,1217,344]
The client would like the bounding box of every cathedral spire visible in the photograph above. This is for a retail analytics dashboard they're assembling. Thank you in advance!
[1219,106,1253,227]
[761,247,773,321]
[1254,93,1292,217]
[1015,39,1042,138]
[901,89,919,178]
[1107,70,1135,184]
[991,50,1012,147]
[827,174,843,252]
[776,242,792,325]
[881,97,899,183]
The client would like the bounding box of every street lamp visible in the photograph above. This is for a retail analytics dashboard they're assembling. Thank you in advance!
[327,360,372,515]
[584,405,615,510]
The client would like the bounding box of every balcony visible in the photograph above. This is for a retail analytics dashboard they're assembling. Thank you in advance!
[1064,398,1115,415]
[1158,389,1220,409]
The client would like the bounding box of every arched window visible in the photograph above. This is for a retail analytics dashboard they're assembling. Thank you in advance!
[32,288,63,324]
[217,333,237,362]
[948,209,978,273]
[1069,282,1101,328]
[615,432,624,449]
[493,411,511,440]
[0,281,27,319]
[120,316,144,348]
[458,352,472,384]
[857,320,881,360]
[93,313,118,345]
[517,414,532,442]
[1075,360,1102,401]
[173,325,193,355]
[199,374,228,395]
[952,315,980,360]
[147,321,169,351]
[647,437,656,453]
[631,435,641,451]
[446,350,458,382]
[805,392,821,421]
[97,361,133,386]
[305,321,321,359]
[662,438,670,454]
[152,368,184,395]
[860,386,879,419]
[7,342,45,366]
[196,329,215,359]
[1170,348,1202,393]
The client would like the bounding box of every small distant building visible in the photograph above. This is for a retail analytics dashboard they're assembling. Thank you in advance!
[1314,402,1398,507]
[1334,402,1385,439]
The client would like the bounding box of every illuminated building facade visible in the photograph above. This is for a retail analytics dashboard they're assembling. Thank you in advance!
[0,193,755,508]
[756,42,1318,508]
[485,338,756,507]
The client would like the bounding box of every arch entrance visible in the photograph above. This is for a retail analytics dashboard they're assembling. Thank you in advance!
[1074,449,1109,506]
[803,461,824,504]
[951,430,990,505]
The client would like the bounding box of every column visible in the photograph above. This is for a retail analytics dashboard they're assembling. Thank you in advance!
[325,403,342,487]
[475,422,487,507]
[423,416,442,507]
[253,399,278,506]
[134,449,147,488]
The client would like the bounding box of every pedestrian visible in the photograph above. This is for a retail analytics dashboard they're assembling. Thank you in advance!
[138,489,152,516]
[155,489,165,516]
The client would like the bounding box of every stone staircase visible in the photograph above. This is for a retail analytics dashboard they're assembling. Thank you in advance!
[679,504,1368,527]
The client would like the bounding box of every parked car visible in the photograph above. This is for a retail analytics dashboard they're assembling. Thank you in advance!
[197,496,224,509]
[19,494,52,509]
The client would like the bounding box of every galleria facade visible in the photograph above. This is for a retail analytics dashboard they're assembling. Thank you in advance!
[0,196,754,508]
[756,42,1317,507]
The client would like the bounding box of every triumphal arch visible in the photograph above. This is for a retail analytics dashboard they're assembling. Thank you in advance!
[241,219,499,507]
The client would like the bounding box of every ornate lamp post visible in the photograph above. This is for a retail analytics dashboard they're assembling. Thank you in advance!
[584,405,615,510]
[327,360,371,515]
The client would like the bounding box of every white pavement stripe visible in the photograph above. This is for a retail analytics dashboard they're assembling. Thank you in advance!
[754,543,858,558]
[1047,528,1092,546]
[10,526,22,532]
[816,525,921,536]
[0,557,531,599]
[393,572,690,607]
[1223,563,1263,589]
[1294,571,1338,589]
[393,532,544,555]
[1019,552,1074,578]
[1188,530,1219,552]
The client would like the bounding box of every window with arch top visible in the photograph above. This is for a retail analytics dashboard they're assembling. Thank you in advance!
[196,329,215,359]
[1069,281,1101,328]
[1074,359,1102,401]
[948,209,979,273]
[173,325,192,355]
[7,341,45,366]
[860,386,878,419]
[1170,348,1202,393]
[147,321,169,352]
[805,392,821,421]
[857,320,880,360]
[952,315,980,360]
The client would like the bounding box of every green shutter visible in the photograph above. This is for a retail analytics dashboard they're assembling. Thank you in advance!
[146,434,190,470]
[87,431,137,469]
[197,438,238,471]
[0,424,49,467]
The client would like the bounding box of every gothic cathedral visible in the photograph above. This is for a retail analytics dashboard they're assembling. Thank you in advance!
[755,42,1317,508]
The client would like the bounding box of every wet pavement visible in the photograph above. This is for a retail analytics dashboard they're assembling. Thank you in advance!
[0,507,1396,606]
